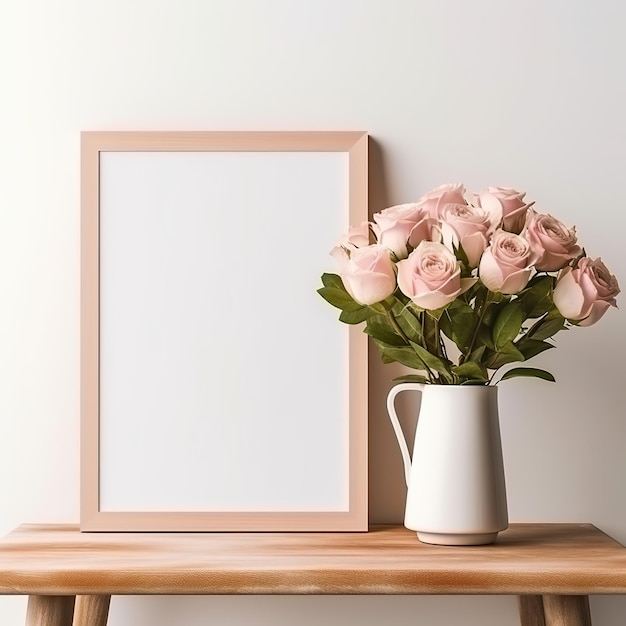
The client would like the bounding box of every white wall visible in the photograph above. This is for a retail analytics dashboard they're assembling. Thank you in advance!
[1,0,625,624]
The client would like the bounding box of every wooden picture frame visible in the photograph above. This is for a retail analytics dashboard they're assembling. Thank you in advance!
[81,131,368,531]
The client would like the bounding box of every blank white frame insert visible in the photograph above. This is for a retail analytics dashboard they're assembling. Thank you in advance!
[80,131,368,531]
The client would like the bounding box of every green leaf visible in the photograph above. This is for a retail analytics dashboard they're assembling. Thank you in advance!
[522,273,553,293]
[392,374,429,384]
[492,302,525,349]
[484,341,525,369]
[393,290,411,307]
[440,302,476,352]
[518,275,556,318]
[373,341,427,370]
[467,345,487,364]
[476,325,496,350]
[421,312,440,357]
[409,342,453,382]
[339,307,372,324]
[481,301,500,327]
[396,306,423,343]
[447,296,474,311]
[317,286,363,312]
[425,307,447,321]
[379,349,396,364]
[367,303,385,315]
[462,280,485,305]
[452,361,489,382]
[515,337,555,361]
[527,296,555,319]
[454,243,471,271]
[460,379,490,385]
[481,295,509,327]
[364,316,407,346]
[527,316,566,341]
[499,367,556,383]
[321,273,345,290]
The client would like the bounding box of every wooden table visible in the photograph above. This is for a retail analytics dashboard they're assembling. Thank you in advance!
[1,524,625,626]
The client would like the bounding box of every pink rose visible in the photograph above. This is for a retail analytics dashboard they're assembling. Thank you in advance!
[416,183,467,218]
[329,221,372,268]
[479,229,537,294]
[439,202,494,268]
[337,220,371,250]
[523,209,582,271]
[478,186,531,234]
[329,244,349,270]
[372,203,437,259]
[339,244,397,305]
[553,257,620,326]
[397,241,476,310]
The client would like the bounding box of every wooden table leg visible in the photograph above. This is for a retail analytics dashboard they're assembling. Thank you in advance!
[542,595,592,626]
[73,595,111,626]
[519,595,546,626]
[26,596,75,626]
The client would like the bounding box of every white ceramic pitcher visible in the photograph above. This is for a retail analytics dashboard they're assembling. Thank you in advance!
[386,383,508,545]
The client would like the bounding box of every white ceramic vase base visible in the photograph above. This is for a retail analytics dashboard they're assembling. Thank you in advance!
[387,384,508,547]
[416,531,499,546]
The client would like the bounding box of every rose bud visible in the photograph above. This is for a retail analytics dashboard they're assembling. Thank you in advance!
[553,257,620,326]
[478,186,531,234]
[523,209,582,271]
[479,229,537,294]
[339,244,397,305]
[372,203,437,259]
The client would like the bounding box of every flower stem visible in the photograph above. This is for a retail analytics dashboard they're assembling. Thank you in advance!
[434,317,442,358]
[386,309,435,383]
[462,290,492,364]
[438,323,448,361]
[386,310,410,344]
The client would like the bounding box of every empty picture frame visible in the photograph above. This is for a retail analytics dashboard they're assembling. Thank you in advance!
[81,131,368,531]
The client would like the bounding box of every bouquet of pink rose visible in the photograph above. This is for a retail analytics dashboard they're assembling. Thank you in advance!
[318,184,620,385]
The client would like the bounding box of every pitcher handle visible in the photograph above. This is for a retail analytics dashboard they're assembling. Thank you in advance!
[386,382,425,487]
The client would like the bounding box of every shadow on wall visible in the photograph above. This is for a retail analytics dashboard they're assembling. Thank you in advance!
[367,137,423,524]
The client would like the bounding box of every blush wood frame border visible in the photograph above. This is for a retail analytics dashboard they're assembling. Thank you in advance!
[80,130,368,532]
